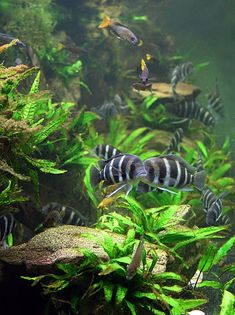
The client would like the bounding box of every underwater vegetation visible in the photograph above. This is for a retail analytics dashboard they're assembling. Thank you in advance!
[0,1,235,315]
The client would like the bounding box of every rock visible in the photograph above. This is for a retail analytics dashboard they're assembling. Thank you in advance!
[133,82,201,104]
[0,225,168,274]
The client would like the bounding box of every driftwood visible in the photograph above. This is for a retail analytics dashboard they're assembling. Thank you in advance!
[133,82,201,104]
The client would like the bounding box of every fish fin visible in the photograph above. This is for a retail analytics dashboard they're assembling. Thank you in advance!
[218,191,229,200]
[137,39,143,47]
[156,186,178,194]
[90,166,101,187]
[136,182,151,194]
[106,183,127,198]
[194,170,206,191]
[172,118,190,124]
[99,16,111,29]
[141,59,146,71]
[125,185,133,196]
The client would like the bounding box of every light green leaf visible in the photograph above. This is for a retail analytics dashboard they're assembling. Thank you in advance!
[115,285,128,305]
[220,290,235,315]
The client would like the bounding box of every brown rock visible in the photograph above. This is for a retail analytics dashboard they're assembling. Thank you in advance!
[0,225,167,274]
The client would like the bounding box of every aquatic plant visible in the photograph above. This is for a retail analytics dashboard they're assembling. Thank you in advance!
[22,229,208,315]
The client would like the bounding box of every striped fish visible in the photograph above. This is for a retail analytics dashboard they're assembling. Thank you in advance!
[165,128,184,154]
[138,154,206,193]
[171,62,193,97]
[169,101,215,127]
[90,154,147,197]
[94,144,122,160]
[206,81,224,117]
[41,202,87,228]
[201,188,228,226]
[0,213,16,249]
[91,101,118,120]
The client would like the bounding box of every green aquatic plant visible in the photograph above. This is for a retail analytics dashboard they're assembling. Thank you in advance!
[22,230,208,315]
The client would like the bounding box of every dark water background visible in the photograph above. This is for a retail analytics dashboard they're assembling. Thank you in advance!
[158,0,235,149]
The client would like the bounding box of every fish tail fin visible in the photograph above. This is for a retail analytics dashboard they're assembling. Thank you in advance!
[194,170,206,191]
[90,166,101,187]
[99,16,111,29]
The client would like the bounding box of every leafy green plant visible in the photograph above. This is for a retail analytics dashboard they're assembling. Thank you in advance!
[22,230,208,315]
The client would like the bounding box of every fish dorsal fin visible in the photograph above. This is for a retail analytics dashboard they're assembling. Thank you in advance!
[98,153,124,168]
[113,21,128,28]
[158,154,196,173]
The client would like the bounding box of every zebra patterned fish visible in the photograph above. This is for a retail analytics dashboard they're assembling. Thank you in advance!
[0,213,16,249]
[171,62,193,97]
[92,101,118,120]
[165,128,184,153]
[90,154,147,197]
[41,202,87,228]
[169,101,215,127]
[137,154,206,194]
[94,144,122,160]
[201,188,228,226]
[207,82,224,117]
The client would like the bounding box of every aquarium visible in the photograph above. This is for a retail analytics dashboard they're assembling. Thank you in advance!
[0,0,234,314]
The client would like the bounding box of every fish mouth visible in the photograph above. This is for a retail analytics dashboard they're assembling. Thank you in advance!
[135,169,147,179]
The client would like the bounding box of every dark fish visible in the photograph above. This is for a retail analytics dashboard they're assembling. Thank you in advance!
[139,154,206,193]
[126,237,145,280]
[0,213,16,249]
[140,59,149,84]
[168,101,215,127]
[57,42,88,54]
[206,81,224,117]
[171,62,193,97]
[90,154,147,197]
[165,128,184,154]
[94,144,122,160]
[132,82,152,91]
[99,16,140,46]
[201,188,228,226]
[91,101,118,120]
[41,202,87,227]
[0,32,25,47]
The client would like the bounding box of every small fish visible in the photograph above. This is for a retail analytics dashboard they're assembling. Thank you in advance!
[99,16,140,46]
[57,42,88,54]
[98,195,119,210]
[201,188,228,226]
[126,237,145,280]
[206,80,224,117]
[94,144,122,160]
[0,213,16,250]
[165,128,184,154]
[140,154,206,193]
[171,62,193,97]
[91,101,118,120]
[0,32,25,47]
[168,101,216,127]
[187,269,203,289]
[41,202,87,227]
[132,82,152,91]
[90,154,147,197]
[140,59,149,84]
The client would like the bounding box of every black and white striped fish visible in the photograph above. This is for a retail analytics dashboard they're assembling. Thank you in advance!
[171,62,194,97]
[41,202,87,228]
[201,188,228,226]
[206,81,224,117]
[90,154,147,197]
[168,101,215,127]
[0,213,16,249]
[94,144,122,160]
[91,101,118,120]
[138,154,206,194]
[165,128,184,154]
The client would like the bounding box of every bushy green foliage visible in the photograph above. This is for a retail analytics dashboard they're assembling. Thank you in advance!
[22,230,208,315]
